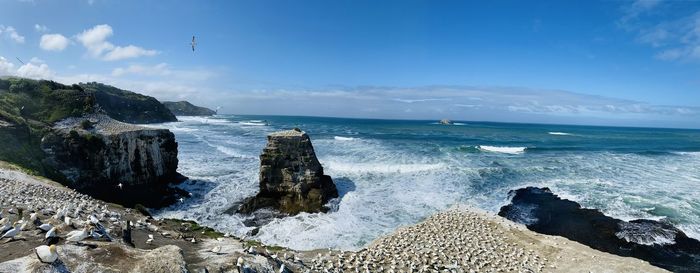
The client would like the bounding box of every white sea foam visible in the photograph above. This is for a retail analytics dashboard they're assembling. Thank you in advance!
[326,161,444,174]
[334,136,356,141]
[214,145,256,159]
[477,145,527,154]
[178,116,232,124]
[239,121,267,126]
[548,132,571,136]
[615,221,677,245]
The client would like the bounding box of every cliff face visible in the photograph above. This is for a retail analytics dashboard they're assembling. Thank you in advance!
[162,101,216,116]
[0,78,185,207]
[238,128,338,215]
[41,115,186,207]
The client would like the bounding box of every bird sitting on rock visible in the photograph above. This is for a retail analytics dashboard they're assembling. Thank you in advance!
[44,226,59,245]
[1,222,20,241]
[35,245,59,263]
[66,226,91,243]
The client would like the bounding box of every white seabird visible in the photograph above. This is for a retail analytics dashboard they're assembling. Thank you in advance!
[0,218,11,233]
[0,222,20,240]
[66,226,91,242]
[35,245,59,263]
[211,245,221,254]
[45,227,58,239]
[38,223,52,232]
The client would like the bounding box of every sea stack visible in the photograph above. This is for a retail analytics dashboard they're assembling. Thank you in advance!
[239,128,338,215]
[439,119,454,125]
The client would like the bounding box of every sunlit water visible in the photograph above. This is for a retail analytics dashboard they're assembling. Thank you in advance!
[147,115,700,251]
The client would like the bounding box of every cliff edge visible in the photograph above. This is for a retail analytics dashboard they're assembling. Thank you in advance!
[162,101,216,116]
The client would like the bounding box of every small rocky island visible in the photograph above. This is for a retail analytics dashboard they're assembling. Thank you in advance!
[238,128,338,215]
[439,119,454,125]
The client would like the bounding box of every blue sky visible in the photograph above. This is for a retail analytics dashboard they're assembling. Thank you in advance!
[1,0,700,128]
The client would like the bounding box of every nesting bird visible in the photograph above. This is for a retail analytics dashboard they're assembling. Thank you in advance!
[0,222,20,240]
[35,245,59,263]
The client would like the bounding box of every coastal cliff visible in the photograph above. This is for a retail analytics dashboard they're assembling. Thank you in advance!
[40,115,186,207]
[238,128,338,215]
[0,77,185,207]
[163,101,216,116]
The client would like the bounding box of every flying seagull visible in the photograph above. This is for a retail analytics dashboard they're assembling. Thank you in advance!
[191,36,197,52]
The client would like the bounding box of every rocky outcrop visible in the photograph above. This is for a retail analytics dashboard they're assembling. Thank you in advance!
[40,114,187,207]
[439,119,454,125]
[163,101,216,116]
[499,187,700,272]
[238,128,338,215]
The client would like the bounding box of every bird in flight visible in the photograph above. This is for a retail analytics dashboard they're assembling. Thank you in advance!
[191,36,197,52]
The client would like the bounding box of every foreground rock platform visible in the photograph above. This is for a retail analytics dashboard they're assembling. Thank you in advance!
[238,128,338,215]
[0,163,668,273]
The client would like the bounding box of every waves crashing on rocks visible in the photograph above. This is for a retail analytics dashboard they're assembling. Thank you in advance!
[499,187,700,272]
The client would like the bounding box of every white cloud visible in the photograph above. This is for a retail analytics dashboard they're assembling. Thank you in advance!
[0,57,16,75]
[110,63,216,81]
[620,0,662,24]
[0,25,25,43]
[0,56,55,79]
[103,45,158,61]
[621,2,700,62]
[34,24,49,32]
[76,24,158,61]
[112,63,170,77]
[76,24,114,57]
[40,33,70,51]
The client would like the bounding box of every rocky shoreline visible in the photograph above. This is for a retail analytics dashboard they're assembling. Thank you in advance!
[499,187,700,272]
[0,162,669,273]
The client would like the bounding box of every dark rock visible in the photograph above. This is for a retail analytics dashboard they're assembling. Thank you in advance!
[40,115,187,208]
[162,101,216,116]
[237,129,338,215]
[499,187,700,273]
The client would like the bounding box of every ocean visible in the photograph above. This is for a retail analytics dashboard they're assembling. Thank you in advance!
[148,115,700,251]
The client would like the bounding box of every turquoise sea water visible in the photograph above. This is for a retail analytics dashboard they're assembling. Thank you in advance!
[149,115,700,250]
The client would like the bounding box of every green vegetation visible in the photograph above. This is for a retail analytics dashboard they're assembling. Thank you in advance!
[81,82,177,123]
[162,101,216,116]
[0,77,93,125]
[162,218,224,238]
[0,77,93,180]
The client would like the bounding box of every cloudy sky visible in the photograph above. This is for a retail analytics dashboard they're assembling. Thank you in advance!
[2,0,700,128]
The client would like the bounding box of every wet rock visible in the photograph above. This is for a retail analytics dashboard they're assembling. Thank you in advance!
[499,187,700,272]
[238,129,338,215]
